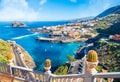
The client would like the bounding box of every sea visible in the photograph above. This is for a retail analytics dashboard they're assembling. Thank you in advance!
[0,21,85,71]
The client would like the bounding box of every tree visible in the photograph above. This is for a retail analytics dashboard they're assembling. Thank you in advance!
[67,55,75,61]
[54,65,68,75]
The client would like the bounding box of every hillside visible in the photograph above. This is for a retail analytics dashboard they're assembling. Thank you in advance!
[91,40,120,72]
[70,16,94,22]
[96,5,120,18]
[95,14,120,35]
[0,39,13,63]
[86,5,120,73]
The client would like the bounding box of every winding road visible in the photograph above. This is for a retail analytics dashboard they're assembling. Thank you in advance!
[11,43,27,67]
[9,42,35,81]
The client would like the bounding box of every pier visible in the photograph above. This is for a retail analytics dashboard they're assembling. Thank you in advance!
[37,37,60,42]
[37,37,87,43]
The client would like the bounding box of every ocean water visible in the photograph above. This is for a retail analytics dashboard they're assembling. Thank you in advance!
[0,22,85,71]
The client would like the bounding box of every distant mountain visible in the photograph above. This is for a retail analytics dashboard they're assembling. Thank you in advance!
[96,5,120,18]
[70,16,94,22]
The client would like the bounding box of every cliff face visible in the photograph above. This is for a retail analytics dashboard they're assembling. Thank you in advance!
[96,5,120,18]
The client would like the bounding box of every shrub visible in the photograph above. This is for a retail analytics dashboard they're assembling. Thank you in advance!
[67,55,75,61]
[54,65,68,75]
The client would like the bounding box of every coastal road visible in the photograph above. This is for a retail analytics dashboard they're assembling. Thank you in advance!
[11,44,26,67]
[10,43,35,81]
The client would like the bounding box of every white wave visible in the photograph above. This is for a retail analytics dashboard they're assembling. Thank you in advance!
[5,26,11,27]
[12,33,38,40]
[27,29,30,31]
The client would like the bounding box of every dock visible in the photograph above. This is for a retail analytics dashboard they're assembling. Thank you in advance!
[37,37,60,42]
[37,37,88,43]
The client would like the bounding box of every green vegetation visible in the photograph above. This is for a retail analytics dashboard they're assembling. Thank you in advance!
[95,14,120,34]
[89,14,120,73]
[95,65,102,72]
[67,55,75,61]
[54,64,69,75]
[0,39,13,63]
[103,22,120,35]
[91,14,120,72]
[96,14,120,29]
[92,40,120,72]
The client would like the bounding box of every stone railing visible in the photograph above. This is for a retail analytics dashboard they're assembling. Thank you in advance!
[0,63,45,82]
[49,72,120,82]
[0,62,120,82]
[0,50,120,82]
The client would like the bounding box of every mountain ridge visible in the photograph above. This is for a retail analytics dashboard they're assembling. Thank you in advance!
[96,5,120,18]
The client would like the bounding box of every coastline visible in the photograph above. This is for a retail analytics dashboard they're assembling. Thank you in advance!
[10,21,98,72]
[30,21,98,44]
[0,21,99,72]
[29,22,96,72]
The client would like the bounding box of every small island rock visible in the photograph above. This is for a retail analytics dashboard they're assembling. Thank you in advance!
[11,21,27,27]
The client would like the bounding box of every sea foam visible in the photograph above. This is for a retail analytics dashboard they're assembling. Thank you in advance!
[12,33,38,40]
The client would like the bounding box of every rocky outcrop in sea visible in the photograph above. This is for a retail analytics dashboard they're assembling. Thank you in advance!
[11,21,27,27]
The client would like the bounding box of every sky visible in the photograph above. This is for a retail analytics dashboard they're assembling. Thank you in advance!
[0,0,120,21]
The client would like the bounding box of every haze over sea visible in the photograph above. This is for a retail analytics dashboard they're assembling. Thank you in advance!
[0,22,84,71]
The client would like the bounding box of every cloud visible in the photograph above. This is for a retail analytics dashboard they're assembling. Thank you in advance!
[40,0,47,5]
[70,0,77,3]
[0,0,40,21]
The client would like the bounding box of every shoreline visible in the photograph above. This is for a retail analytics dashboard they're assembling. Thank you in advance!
[6,21,98,72]
[30,22,98,44]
